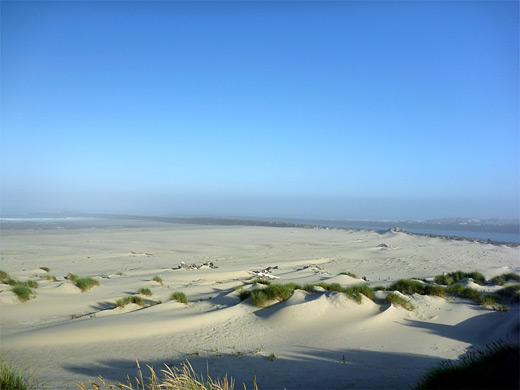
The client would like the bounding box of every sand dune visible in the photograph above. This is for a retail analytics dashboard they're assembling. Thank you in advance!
[0,223,518,389]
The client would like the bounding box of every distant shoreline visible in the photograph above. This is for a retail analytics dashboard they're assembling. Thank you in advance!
[4,212,517,247]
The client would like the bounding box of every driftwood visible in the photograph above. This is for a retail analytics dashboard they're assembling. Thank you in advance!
[175,261,218,270]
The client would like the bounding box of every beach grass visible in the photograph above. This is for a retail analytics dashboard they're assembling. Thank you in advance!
[416,342,519,390]
[39,267,50,273]
[495,284,520,303]
[0,270,9,283]
[489,273,520,286]
[170,291,188,305]
[137,288,153,297]
[433,271,486,286]
[386,292,415,311]
[339,271,357,278]
[116,296,145,308]
[249,278,271,285]
[11,285,34,302]
[0,359,35,390]
[77,360,256,390]
[152,276,164,286]
[74,277,99,292]
[43,275,57,282]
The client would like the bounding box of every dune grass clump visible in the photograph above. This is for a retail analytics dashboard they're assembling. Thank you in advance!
[248,278,271,285]
[386,292,415,311]
[388,279,426,295]
[0,359,35,390]
[0,270,9,283]
[77,360,255,390]
[434,271,486,286]
[339,271,357,278]
[416,342,519,390]
[170,291,188,305]
[11,285,34,302]
[489,272,520,286]
[249,283,298,307]
[152,276,164,286]
[40,267,50,273]
[67,274,99,292]
[495,284,520,303]
[116,296,145,308]
[43,275,57,282]
[23,280,39,289]
[137,288,153,297]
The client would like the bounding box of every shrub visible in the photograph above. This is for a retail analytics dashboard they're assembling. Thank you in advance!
[339,271,357,278]
[11,286,33,302]
[490,273,520,286]
[116,296,145,308]
[0,359,35,390]
[40,267,50,273]
[137,288,152,297]
[386,292,415,311]
[74,277,99,292]
[0,270,9,283]
[170,291,188,305]
[152,276,163,286]
[416,342,519,390]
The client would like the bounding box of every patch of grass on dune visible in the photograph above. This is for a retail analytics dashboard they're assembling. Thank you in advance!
[339,271,357,278]
[43,275,57,282]
[0,358,35,390]
[0,270,9,283]
[388,279,426,294]
[137,288,153,297]
[77,360,256,390]
[434,271,486,286]
[495,284,520,304]
[152,276,164,286]
[386,292,415,311]
[67,274,99,292]
[11,285,34,302]
[248,278,271,285]
[115,296,145,308]
[250,283,297,307]
[489,272,520,286]
[416,342,519,390]
[170,291,188,305]
[39,267,50,273]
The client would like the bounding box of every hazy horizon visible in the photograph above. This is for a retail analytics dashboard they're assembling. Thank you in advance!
[2,2,518,221]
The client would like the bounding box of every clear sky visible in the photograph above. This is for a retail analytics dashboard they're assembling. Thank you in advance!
[1,1,518,220]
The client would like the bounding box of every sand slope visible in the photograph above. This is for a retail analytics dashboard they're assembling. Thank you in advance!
[0,224,518,389]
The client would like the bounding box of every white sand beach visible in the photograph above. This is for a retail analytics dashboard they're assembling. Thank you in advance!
[0,222,518,389]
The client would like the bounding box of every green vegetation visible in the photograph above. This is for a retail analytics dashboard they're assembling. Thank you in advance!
[23,280,39,289]
[137,288,153,297]
[489,272,520,286]
[77,360,256,390]
[152,276,163,286]
[495,284,520,303]
[43,275,57,282]
[249,283,297,307]
[339,271,357,278]
[75,278,99,292]
[248,278,271,285]
[40,267,50,273]
[386,292,415,311]
[0,359,35,390]
[170,291,188,305]
[0,271,9,283]
[388,279,426,294]
[11,285,34,302]
[115,296,145,308]
[416,342,519,390]
[66,273,79,282]
[433,271,486,286]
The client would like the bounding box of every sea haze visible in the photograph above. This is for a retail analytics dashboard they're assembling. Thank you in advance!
[1,213,518,244]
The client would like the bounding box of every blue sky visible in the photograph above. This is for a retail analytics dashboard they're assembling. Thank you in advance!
[1,1,518,220]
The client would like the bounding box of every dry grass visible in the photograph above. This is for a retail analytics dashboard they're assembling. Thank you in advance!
[77,360,257,390]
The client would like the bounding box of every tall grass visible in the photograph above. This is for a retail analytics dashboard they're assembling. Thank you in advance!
[152,276,164,286]
[75,278,99,292]
[116,296,145,308]
[137,288,153,297]
[0,359,35,390]
[433,271,486,286]
[489,273,520,286]
[0,270,9,283]
[495,284,520,303]
[417,342,519,389]
[170,291,188,305]
[77,360,257,390]
[39,267,50,273]
[386,292,415,311]
[11,286,33,302]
